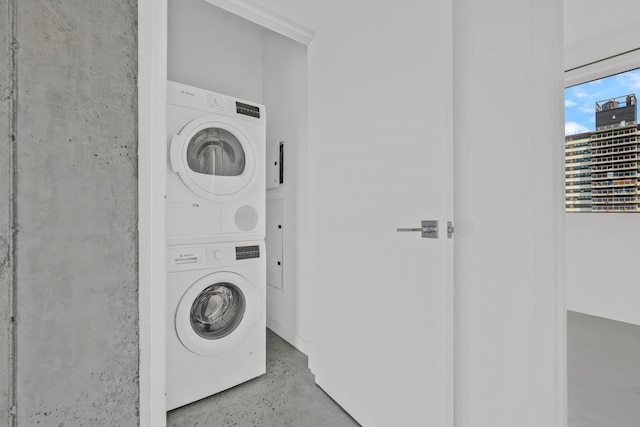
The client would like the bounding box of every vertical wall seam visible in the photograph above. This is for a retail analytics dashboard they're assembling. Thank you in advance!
[133,2,140,419]
[8,0,17,424]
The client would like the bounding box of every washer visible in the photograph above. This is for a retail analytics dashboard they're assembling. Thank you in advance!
[167,81,266,245]
[166,240,266,410]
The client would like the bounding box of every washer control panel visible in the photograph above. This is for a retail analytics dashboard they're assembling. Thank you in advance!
[168,241,264,272]
[236,245,260,260]
[167,246,206,272]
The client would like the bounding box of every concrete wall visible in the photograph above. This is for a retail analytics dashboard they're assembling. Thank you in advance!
[2,1,139,425]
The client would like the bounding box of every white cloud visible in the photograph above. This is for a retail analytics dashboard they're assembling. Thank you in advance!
[578,104,595,114]
[565,100,577,107]
[623,72,640,91]
[612,69,640,93]
[575,91,590,98]
[565,122,590,135]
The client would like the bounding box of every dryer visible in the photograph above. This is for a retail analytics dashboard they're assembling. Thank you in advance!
[166,240,266,410]
[167,81,266,245]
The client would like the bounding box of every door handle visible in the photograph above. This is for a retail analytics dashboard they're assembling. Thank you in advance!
[397,220,439,239]
[397,227,438,233]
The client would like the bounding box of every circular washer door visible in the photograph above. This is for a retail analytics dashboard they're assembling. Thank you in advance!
[175,271,260,356]
[170,117,256,200]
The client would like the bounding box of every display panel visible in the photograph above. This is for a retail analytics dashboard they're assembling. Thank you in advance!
[235,245,260,260]
[236,102,260,118]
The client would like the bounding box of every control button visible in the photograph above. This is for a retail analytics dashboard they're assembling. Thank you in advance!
[207,94,226,109]
[214,96,226,108]
[214,250,224,261]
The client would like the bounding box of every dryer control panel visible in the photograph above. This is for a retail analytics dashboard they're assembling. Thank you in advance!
[167,81,265,125]
[236,102,261,118]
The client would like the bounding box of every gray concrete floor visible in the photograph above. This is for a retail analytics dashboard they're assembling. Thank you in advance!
[169,312,640,426]
[568,311,640,427]
[167,329,361,427]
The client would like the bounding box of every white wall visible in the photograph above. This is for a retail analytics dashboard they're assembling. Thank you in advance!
[168,0,263,101]
[262,31,310,352]
[168,0,310,346]
[453,0,565,425]
[565,0,640,71]
[564,0,640,326]
[566,214,640,325]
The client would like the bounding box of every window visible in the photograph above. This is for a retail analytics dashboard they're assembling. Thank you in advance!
[565,68,640,213]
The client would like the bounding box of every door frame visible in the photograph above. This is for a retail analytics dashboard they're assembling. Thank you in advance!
[137,1,314,425]
[138,0,168,425]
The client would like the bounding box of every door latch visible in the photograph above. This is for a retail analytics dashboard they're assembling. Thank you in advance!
[447,221,454,239]
[397,220,439,239]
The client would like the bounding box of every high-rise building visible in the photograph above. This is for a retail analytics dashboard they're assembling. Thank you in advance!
[565,132,592,212]
[565,94,640,212]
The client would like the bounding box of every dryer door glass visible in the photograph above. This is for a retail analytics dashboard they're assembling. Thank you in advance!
[186,128,246,176]
[190,283,246,340]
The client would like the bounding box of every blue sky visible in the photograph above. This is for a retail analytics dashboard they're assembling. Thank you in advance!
[565,68,640,135]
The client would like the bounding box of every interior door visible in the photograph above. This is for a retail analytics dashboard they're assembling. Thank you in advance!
[307,1,454,426]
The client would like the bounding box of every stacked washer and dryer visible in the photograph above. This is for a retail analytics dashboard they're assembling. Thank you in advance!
[165,81,267,410]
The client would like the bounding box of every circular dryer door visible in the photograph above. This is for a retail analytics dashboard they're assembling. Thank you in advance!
[175,271,260,356]
[170,117,256,200]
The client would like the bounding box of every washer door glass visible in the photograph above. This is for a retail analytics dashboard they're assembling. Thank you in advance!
[186,128,246,176]
[190,283,246,340]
